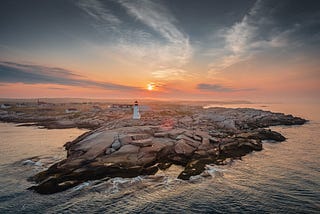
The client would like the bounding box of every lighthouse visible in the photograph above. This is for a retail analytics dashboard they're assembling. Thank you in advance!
[133,100,141,119]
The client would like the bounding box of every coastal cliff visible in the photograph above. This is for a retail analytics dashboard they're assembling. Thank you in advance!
[28,107,306,194]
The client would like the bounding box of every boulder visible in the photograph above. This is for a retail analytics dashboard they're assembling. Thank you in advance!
[178,158,215,180]
[176,134,201,148]
[168,129,185,139]
[174,139,196,156]
[111,139,121,150]
[237,129,286,142]
[119,135,133,144]
[105,148,116,155]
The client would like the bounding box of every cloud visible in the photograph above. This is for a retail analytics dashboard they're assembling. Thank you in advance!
[74,0,192,72]
[196,83,256,92]
[76,0,121,30]
[208,0,320,74]
[0,61,141,91]
[47,87,69,91]
[117,0,192,66]
[208,0,261,73]
[151,68,192,80]
[2,61,83,79]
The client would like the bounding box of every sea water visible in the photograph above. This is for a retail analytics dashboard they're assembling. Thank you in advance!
[0,103,319,213]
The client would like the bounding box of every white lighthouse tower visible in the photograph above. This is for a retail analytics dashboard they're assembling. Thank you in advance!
[133,100,140,119]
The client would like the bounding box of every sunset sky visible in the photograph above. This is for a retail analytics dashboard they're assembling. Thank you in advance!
[0,0,319,102]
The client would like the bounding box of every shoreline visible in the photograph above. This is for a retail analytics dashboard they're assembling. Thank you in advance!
[22,106,307,194]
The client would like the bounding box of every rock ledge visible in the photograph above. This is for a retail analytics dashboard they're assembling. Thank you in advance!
[28,107,307,194]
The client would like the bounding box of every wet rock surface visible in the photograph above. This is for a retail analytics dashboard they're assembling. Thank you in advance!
[27,107,307,194]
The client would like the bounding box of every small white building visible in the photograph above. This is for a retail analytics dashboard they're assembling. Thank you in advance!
[133,101,141,119]
[65,108,79,114]
[1,104,11,109]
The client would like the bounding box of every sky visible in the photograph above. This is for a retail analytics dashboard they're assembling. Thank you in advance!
[0,0,320,102]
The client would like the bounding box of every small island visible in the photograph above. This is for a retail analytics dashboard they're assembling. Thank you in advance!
[4,101,304,194]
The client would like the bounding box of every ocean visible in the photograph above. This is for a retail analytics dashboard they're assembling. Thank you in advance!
[0,103,319,213]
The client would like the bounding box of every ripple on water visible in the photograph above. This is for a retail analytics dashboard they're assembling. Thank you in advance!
[1,104,320,213]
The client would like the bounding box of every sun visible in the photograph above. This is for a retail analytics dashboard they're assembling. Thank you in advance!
[147,83,154,91]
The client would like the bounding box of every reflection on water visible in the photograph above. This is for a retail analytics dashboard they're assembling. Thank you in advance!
[0,123,87,165]
[0,103,319,213]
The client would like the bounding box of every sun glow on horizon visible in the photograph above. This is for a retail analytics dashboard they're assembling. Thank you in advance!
[147,83,154,91]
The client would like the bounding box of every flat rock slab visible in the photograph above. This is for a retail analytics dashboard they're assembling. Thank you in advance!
[131,138,153,147]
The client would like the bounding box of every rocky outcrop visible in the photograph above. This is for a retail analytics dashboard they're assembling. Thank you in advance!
[28,107,307,194]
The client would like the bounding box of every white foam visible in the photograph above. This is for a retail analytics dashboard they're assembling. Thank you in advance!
[21,160,35,165]
[34,161,42,167]
[205,164,226,173]
[73,182,90,191]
